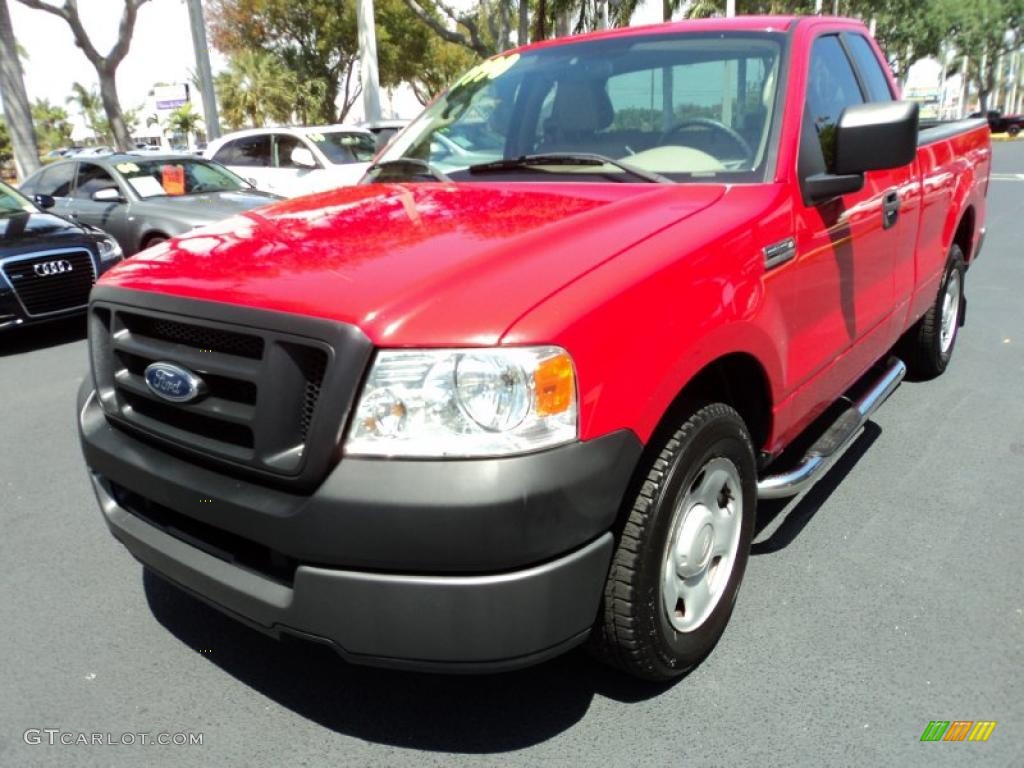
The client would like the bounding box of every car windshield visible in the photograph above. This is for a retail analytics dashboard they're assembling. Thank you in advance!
[306,131,377,164]
[113,158,250,198]
[377,32,784,183]
[0,183,36,214]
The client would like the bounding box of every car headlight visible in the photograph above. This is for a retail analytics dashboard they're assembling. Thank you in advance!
[97,237,123,263]
[345,346,577,457]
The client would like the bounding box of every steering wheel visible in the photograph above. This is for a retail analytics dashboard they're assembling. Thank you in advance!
[660,118,753,163]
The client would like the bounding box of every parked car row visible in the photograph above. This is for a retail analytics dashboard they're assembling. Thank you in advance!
[3,120,411,332]
[20,155,279,255]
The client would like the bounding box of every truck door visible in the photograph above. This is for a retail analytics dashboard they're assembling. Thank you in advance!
[69,162,131,249]
[791,33,916,389]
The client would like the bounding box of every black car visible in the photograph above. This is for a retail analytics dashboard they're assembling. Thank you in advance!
[970,109,1024,136]
[0,180,123,332]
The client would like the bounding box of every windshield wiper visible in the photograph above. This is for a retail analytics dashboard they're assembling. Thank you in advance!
[467,153,672,184]
[364,158,452,183]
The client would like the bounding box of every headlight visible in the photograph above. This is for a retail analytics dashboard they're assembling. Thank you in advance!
[97,237,123,263]
[345,346,577,457]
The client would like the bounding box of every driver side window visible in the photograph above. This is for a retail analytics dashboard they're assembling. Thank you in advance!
[805,35,865,169]
[73,163,119,199]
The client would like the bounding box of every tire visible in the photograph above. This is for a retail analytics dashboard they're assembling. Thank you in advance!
[142,234,168,250]
[1009,124,1021,137]
[588,402,757,681]
[902,245,966,379]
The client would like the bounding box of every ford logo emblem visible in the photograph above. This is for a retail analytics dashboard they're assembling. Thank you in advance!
[143,362,207,403]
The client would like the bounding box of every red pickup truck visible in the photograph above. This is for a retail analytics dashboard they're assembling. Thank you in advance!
[78,16,990,681]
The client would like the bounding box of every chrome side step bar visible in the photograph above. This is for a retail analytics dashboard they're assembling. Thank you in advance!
[757,358,907,500]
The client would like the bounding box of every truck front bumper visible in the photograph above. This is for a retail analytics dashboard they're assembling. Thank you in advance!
[78,381,641,672]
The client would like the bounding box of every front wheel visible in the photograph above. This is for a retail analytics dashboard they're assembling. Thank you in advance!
[588,402,756,681]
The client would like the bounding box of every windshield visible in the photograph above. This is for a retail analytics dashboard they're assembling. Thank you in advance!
[0,183,36,214]
[113,159,250,198]
[306,131,377,164]
[378,32,784,183]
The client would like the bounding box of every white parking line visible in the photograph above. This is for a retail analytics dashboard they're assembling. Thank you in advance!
[990,173,1024,181]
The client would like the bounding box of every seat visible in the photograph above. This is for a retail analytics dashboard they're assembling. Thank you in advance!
[538,79,624,157]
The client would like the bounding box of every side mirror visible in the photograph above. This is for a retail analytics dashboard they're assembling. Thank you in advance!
[34,193,56,210]
[290,146,318,169]
[92,187,125,203]
[802,101,918,205]
[833,101,919,175]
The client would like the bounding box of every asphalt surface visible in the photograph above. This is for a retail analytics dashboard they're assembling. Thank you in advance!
[2,144,1022,768]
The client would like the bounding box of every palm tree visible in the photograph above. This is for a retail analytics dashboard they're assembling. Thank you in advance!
[214,51,295,130]
[66,82,106,143]
[165,103,204,150]
[0,0,40,178]
[31,99,73,152]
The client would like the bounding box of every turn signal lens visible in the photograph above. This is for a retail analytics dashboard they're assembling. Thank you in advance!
[534,352,575,416]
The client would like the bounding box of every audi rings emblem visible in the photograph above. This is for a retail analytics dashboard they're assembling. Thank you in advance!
[33,259,74,277]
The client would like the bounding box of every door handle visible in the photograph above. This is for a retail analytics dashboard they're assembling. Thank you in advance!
[882,190,900,230]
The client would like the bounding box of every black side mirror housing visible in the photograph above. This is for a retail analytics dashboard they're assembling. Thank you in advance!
[34,194,56,210]
[801,101,919,205]
[833,101,919,175]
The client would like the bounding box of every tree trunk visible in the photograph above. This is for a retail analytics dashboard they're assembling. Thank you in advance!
[97,66,131,150]
[533,0,546,41]
[0,0,40,179]
[518,0,528,45]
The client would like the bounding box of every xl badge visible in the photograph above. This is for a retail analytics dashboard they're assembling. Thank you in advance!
[144,362,206,403]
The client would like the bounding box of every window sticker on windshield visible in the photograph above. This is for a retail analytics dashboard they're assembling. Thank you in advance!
[126,175,164,197]
[453,53,520,89]
[161,165,186,196]
[115,162,140,174]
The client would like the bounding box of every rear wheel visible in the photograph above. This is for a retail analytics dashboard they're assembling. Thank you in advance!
[588,402,756,681]
[902,245,966,379]
[1008,124,1021,137]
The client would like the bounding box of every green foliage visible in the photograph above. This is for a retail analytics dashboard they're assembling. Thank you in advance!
[31,99,73,152]
[65,82,108,141]
[209,0,449,121]
[846,0,951,84]
[214,49,299,129]
[941,0,1024,110]
[209,0,358,123]
[0,117,12,164]
[165,103,204,137]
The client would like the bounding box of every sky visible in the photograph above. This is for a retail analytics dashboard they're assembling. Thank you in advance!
[3,0,677,137]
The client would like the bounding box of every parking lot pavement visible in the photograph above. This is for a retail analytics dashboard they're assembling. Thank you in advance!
[1,144,1022,768]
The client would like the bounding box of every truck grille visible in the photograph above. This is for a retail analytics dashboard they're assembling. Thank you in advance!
[2,248,96,316]
[88,293,371,488]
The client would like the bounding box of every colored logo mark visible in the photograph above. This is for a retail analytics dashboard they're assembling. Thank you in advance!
[920,721,997,742]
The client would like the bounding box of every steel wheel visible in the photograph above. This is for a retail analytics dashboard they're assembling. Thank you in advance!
[661,456,743,633]
[939,269,962,355]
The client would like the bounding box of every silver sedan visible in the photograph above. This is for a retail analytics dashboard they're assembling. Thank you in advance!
[19,154,281,255]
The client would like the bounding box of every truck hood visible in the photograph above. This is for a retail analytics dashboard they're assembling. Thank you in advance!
[101,182,725,345]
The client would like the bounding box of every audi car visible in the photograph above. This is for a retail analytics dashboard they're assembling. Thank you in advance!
[19,155,279,255]
[0,180,123,332]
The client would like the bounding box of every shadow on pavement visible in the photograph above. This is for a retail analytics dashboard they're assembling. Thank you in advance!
[143,569,672,752]
[139,401,888,749]
[0,316,86,356]
[751,421,881,555]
